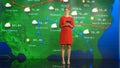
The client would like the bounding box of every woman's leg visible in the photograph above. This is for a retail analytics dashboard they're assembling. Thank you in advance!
[61,45,65,64]
[67,45,71,64]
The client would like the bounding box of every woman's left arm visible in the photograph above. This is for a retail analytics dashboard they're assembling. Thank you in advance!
[69,17,74,28]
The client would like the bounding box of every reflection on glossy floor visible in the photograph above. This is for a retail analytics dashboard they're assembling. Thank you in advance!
[0,59,119,68]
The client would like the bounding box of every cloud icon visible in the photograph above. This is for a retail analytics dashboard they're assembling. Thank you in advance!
[24,7,31,12]
[32,20,38,25]
[5,22,11,28]
[51,23,57,29]
[83,29,90,34]
[92,8,98,13]
[49,6,54,10]
[63,0,69,2]
[71,11,78,16]
[5,3,11,8]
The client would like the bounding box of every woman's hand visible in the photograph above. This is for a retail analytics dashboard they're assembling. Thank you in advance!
[61,23,73,28]
[65,23,74,28]
[65,23,70,26]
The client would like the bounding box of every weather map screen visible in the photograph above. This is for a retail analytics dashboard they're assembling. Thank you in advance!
[0,0,118,62]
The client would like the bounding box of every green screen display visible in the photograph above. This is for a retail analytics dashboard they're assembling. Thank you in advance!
[0,0,113,59]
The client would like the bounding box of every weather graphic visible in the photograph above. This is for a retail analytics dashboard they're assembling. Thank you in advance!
[0,0,119,68]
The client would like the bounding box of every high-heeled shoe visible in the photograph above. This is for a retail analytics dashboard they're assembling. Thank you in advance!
[67,61,70,65]
[62,61,65,65]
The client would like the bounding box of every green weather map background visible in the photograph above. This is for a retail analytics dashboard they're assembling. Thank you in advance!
[0,0,113,60]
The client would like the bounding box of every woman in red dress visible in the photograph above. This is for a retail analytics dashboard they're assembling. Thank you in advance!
[59,7,74,64]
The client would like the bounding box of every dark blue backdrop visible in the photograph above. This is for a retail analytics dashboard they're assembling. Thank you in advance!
[98,0,119,59]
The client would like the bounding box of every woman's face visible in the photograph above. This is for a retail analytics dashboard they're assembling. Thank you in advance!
[64,8,70,14]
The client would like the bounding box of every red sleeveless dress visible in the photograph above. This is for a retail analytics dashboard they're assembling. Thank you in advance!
[59,16,74,45]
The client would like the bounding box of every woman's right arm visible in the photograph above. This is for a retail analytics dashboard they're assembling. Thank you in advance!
[59,17,66,28]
